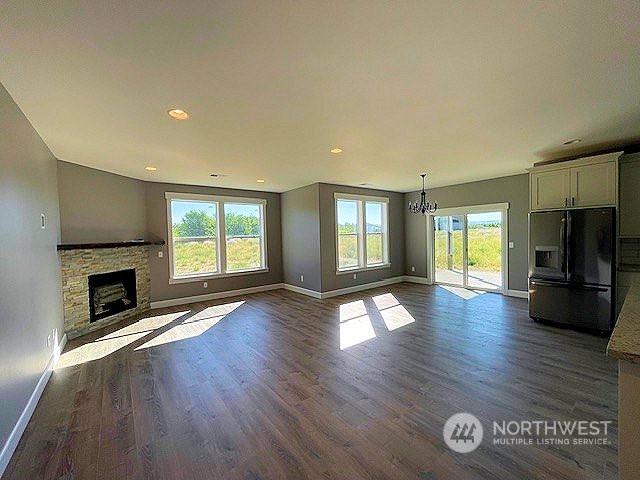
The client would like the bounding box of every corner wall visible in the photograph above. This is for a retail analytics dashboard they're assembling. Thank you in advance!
[57,160,147,243]
[404,173,529,291]
[0,84,64,470]
[281,184,322,291]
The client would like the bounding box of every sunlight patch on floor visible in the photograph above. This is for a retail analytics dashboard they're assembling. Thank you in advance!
[339,300,368,322]
[56,310,190,368]
[372,293,416,331]
[438,285,486,300]
[339,299,376,349]
[135,301,245,350]
[340,315,376,350]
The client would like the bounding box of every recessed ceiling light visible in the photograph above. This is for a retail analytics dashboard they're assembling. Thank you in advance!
[167,108,189,120]
[563,138,582,145]
[330,147,343,154]
[145,166,157,171]
[257,179,265,183]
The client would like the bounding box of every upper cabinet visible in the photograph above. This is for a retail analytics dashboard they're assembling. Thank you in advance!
[530,169,570,210]
[619,153,640,237]
[529,153,620,211]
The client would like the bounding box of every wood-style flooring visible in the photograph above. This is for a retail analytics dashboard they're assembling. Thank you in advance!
[3,283,618,480]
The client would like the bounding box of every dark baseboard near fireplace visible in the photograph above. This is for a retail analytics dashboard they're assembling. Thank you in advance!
[88,268,137,322]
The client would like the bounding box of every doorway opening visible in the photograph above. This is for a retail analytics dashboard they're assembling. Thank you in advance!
[430,203,508,293]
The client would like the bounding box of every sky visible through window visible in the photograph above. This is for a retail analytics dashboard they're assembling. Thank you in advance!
[171,201,259,223]
[337,201,382,225]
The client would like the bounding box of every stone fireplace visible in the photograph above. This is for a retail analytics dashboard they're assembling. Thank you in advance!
[58,243,160,338]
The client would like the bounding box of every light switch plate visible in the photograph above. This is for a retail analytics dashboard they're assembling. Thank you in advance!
[158,251,164,258]
[508,242,514,249]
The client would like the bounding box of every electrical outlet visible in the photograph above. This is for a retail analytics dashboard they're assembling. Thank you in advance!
[411,266,416,272]
[508,241,514,249]
[300,274,304,282]
[203,281,208,288]
[158,250,164,258]
[353,273,357,280]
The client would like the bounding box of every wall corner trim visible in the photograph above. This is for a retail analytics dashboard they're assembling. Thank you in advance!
[0,333,67,477]
[402,275,430,284]
[283,284,323,299]
[506,289,529,299]
[149,283,284,309]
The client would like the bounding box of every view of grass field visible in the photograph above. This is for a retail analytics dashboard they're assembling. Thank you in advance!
[337,233,383,267]
[174,237,261,276]
[435,227,501,272]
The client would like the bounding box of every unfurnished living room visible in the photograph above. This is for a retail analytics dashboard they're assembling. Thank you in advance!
[1,2,640,479]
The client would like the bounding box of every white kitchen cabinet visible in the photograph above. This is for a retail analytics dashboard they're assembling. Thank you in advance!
[571,161,617,207]
[529,152,619,211]
[530,169,571,210]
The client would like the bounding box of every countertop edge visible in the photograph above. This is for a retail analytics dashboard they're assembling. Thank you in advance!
[607,281,640,363]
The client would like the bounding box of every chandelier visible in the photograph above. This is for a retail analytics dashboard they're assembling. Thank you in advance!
[408,173,437,215]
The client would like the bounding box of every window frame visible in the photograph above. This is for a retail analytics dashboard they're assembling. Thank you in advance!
[334,193,390,274]
[165,192,268,283]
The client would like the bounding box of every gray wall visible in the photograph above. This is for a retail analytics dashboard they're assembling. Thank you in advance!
[404,173,529,291]
[57,160,147,243]
[318,183,405,292]
[145,182,283,302]
[0,84,64,453]
[281,184,322,291]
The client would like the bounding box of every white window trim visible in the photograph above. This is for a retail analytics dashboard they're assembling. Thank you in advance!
[165,192,268,283]
[334,192,390,274]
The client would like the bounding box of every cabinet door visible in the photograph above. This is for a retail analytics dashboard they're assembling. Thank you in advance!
[619,158,640,236]
[570,162,616,207]
[530,169,570,210]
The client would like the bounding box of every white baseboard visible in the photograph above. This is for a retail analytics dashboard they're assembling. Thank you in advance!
[150,283,284,309]
[0,333,67,478]
[506,289,529,299]
[402,275,430,284]
[284,277,406,300]
[320,276,405,299]
[282,284,323,299]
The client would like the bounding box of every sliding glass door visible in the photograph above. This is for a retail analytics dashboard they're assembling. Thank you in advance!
[434,215,464,286]
[431,206,506,292]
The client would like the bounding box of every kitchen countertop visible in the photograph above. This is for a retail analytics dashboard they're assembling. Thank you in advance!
[607,280,640,363]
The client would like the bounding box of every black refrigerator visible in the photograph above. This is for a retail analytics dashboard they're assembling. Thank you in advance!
[528,207,615,332]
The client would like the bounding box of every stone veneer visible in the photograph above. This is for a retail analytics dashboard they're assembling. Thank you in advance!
[59,246,151,338]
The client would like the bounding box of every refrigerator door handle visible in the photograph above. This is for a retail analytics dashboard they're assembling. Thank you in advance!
[566,212,572,279]
[559,217,566,274]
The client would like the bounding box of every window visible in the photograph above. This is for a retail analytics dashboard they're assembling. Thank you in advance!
[166,193,267,282]
[335,193,389,272]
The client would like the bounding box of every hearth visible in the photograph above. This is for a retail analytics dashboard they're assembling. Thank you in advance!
[88,269,137,322]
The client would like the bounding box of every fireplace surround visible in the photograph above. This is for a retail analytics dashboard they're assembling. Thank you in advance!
[58,244,155,338]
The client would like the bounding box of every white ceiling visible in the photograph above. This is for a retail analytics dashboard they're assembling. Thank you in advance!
[1,1,639,192]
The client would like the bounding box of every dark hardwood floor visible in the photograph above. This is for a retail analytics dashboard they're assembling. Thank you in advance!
[3,283,618,480]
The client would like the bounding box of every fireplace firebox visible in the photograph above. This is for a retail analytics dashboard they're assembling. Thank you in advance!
[88,269,137,322]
